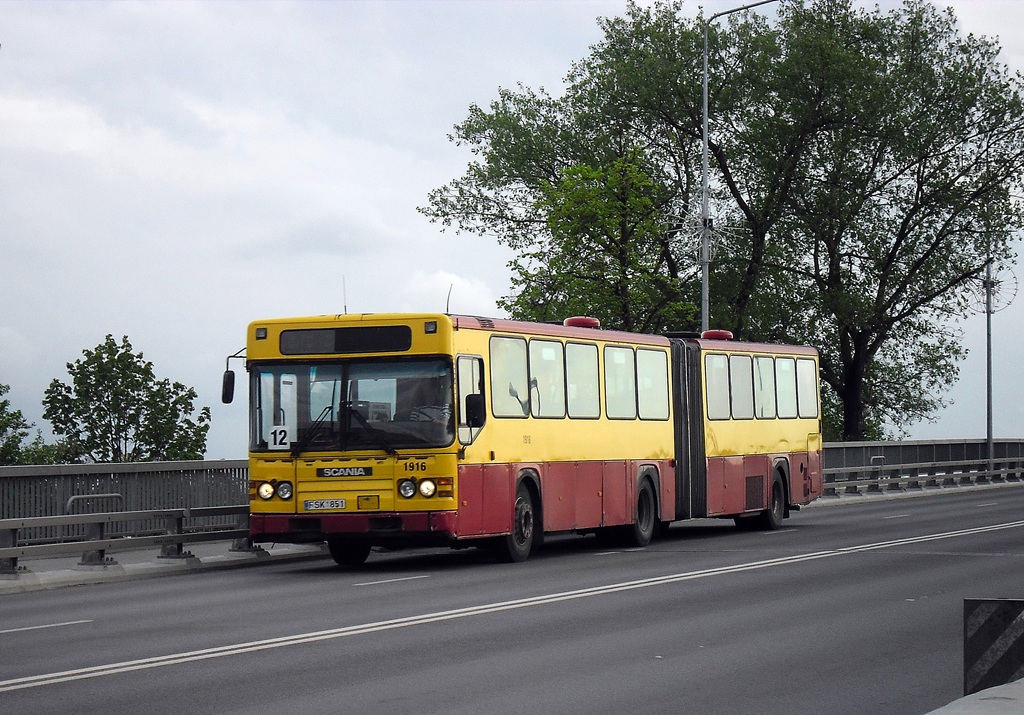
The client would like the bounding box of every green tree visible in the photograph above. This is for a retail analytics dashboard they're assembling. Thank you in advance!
[422,75,701,333]
[42,335,211,463]
[0,383,32,465]
[513,151,696,331]
[422,0,1024,440]
[0,383,65,465]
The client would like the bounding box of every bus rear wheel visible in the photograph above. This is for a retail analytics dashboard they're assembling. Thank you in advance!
[757,473,786,528]
[623,479,656,547]
[327,538,372,567]
[759,475,786,530]
[494,482,536,563]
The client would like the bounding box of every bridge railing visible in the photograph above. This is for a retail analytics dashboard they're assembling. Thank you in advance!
[0,459,250,575]
[823,458,1024,497]
[821,439,1024,497]
[0,459,247,542]
[0,505,252,574]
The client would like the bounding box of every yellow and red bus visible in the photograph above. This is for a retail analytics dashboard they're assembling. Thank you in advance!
[222,313,822,566]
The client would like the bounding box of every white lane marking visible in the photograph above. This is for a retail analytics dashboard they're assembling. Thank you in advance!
[3,518,1023,693]
[0,620,93,636]
[354,575,430,587]
[975,502,999,508]
[883,514,910,520]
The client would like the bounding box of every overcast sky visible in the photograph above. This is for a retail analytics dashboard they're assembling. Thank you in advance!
[1,0,1021,459]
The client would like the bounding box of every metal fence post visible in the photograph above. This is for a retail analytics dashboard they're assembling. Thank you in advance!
[158,511,193,559]
[78,520,116,567]
[229,511,263,554]
[0,527,19,576]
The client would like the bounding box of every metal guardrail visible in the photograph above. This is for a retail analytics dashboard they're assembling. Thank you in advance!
[823,457,1024,497]
[822,439,1024,470]
[0,459,248,544]
[0,505,252,575]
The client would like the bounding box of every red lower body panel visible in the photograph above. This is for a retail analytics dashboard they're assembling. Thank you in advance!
[251,458,676,546]
[705,451,822,517]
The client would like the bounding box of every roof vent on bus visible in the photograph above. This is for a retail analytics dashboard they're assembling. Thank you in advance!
[563,316,601,328]
[701,329,734,340]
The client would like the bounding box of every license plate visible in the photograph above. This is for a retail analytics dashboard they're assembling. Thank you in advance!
[304,499,346,511]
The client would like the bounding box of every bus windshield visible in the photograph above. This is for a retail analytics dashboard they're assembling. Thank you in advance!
[249,358,454,454]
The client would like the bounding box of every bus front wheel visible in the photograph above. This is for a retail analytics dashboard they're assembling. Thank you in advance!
[494,482,536,563]
[327,538,371,567]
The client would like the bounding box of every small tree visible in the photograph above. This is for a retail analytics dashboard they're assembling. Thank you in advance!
[42,335,211,463]
[0,383,31,465]
[0,383,64,465]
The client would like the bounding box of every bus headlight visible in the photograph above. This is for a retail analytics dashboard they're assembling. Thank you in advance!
[276,481,293,500]
[418,479,437,498]
[398,479,417,499]
[257,482,275,500]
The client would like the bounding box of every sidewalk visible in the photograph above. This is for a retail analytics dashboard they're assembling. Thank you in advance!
[0,539,329,596]
[924,679,1024,715]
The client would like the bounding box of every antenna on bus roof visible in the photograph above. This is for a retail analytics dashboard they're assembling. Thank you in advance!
[343,275,348,314]
[446,283,453,313]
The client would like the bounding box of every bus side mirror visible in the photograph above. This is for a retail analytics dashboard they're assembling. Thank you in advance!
[222,370,236,404]
[465,393,486,429]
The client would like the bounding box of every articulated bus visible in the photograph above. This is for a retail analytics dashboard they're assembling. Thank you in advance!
[222,313,822,566]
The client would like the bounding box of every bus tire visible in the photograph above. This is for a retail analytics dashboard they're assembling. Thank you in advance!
[756,474,786,530]
[327,538,371,567]
[623,479,656,548]
[494,482,536,563]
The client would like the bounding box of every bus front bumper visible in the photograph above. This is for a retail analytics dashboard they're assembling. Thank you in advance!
[250,511,460,546]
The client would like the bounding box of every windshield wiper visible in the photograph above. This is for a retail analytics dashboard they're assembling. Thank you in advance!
[291,405,334,457]
[344,402,398,456]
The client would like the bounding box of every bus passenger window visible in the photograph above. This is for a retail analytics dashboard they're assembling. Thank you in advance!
[796,358,820,419]
[566,343,600,418]
[637,349,669,420]
[529,339,565,418]
[730,355,754,420]
[705,354,730,420]
[490,336,529,417]
[753,356,777,418]
[605,346,637,419]
[776,357,798,418]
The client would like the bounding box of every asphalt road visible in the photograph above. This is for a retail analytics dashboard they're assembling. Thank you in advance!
[2,487,1023,715]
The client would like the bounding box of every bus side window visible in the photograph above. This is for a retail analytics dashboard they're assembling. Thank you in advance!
[457,355,486,443]
[705,353,730,420]
[754,356,777,419]
[490,336,529,417]
[637,348,669,420]
[605,346,637,419]
[796,358,820,419]
[776,357,798,419]
[566,342,600,418]
[729,354,754,420]
[529,339,565,418]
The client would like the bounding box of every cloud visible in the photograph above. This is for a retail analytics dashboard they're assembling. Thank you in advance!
[1,0,1020,460]
[0,326,38,372]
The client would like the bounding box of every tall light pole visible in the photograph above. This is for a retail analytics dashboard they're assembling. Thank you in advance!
[701,0,779,333]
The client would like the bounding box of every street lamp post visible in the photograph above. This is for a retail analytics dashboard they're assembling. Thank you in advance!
[700,0,780,333]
